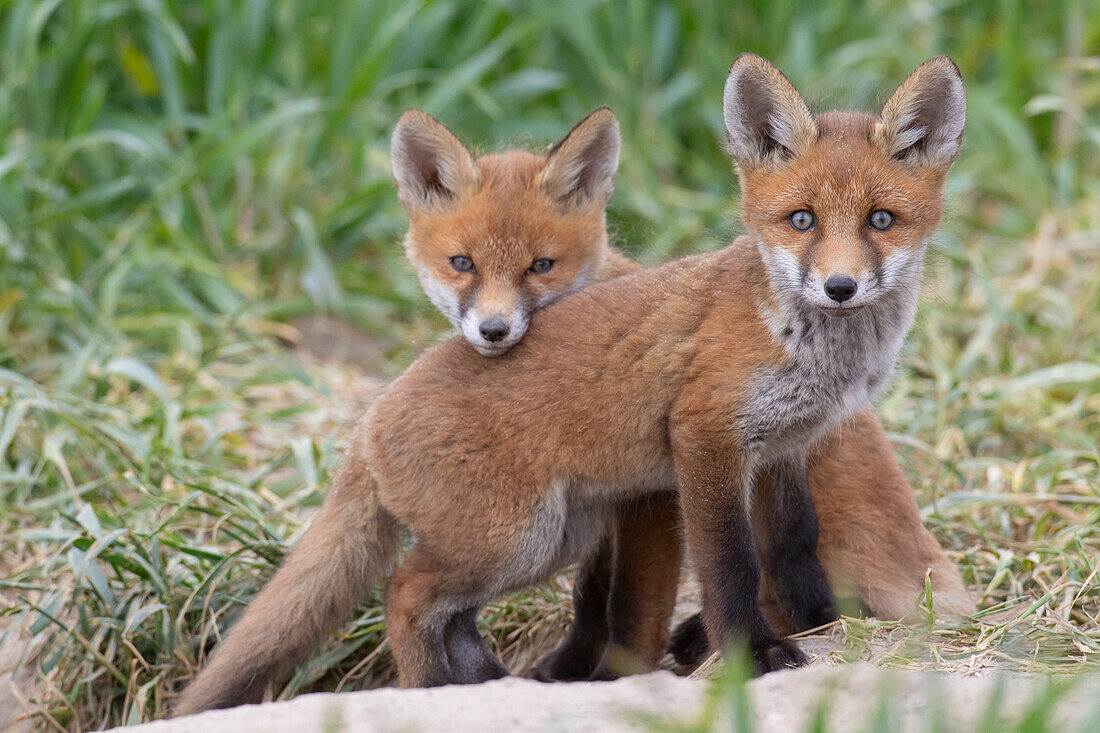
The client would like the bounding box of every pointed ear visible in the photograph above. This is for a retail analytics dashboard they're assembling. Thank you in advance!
[538,107,621,209]
[391,110,479,211]
[874,56,966,170]
[722,53,818,170]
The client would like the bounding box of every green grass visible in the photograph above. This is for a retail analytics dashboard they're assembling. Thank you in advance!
[1,0,1099,729]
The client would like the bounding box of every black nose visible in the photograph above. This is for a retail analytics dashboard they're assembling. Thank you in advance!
[823,275,858,303]
[479,319,509,342]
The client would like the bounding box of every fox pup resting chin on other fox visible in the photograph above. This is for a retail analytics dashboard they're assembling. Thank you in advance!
[174,54,966,714]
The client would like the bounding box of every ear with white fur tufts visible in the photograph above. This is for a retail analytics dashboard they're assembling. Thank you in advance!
[722,53,818,171]
[539,107,621,209]
[874,56,966,170]
[391,110,479,212]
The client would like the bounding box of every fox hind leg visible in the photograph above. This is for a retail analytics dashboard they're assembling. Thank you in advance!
[443,608,508,684]
[387,485,589,687]
[384,547,464,688]
[524,533,613,682]
[595,491,682,680]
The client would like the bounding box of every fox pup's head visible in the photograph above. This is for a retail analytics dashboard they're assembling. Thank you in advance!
[391,109,620,355]
[724,55,965,316]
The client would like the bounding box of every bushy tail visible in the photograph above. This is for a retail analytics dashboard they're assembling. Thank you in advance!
[173,461,400,716]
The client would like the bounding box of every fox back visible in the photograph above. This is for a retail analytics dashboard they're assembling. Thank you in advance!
[391,109,635,355]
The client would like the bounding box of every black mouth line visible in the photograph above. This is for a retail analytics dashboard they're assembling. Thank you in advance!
[475,342,515,356]
[821,305,866,318]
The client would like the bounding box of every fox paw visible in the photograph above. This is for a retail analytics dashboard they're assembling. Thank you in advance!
[668,613,710,668]
[524,650,595,683]
[751,638,807,674]
[789,600,838,632]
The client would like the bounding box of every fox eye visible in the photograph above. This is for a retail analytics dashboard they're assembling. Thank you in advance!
[529,258,554,274]
[450,255,475,272]
[868,210,895,231]
[788,210,815,231]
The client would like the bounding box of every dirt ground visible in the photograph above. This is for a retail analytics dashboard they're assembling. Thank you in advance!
[112,664,1099,733]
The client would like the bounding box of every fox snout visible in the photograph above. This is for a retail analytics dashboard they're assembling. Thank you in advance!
[801,266,880,313]
[460,306,530,355]
[799,242,923,314]
[478,318,509,343]
[823,275,858,303]
[412,266,531,355]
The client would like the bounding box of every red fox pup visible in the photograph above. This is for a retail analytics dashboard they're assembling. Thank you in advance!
[175,54,967,713]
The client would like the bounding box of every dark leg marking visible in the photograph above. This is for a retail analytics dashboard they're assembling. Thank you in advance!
[756,455,837,632]
[703,494,806,674]
[525,533,612,682]
[444,608,508,684]
[668,613,710,668]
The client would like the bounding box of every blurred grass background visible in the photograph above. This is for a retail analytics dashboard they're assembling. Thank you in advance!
[0,0,1098,728]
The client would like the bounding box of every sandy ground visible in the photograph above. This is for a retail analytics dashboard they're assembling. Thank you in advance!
[112,664,1099,733]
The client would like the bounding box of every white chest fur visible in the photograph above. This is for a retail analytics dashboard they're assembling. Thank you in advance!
[743,285,918,462]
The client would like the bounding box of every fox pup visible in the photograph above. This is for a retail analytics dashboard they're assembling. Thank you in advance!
[390,106,972,676]
[175,55,967,713]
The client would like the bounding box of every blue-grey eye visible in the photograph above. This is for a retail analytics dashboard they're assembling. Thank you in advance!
[450,255,475,272]
[789,210,815,231]
[529,258,554,274]
[869,210,895,231]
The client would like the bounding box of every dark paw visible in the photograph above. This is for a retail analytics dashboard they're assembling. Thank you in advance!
[464,659,508,684]
[810,601,838,628]
[524,651,592,683]
[779,570,838,632]
[792,601,838,632]
[750,638,807,674]
[668,613,710,668]
[523,658,564,683]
